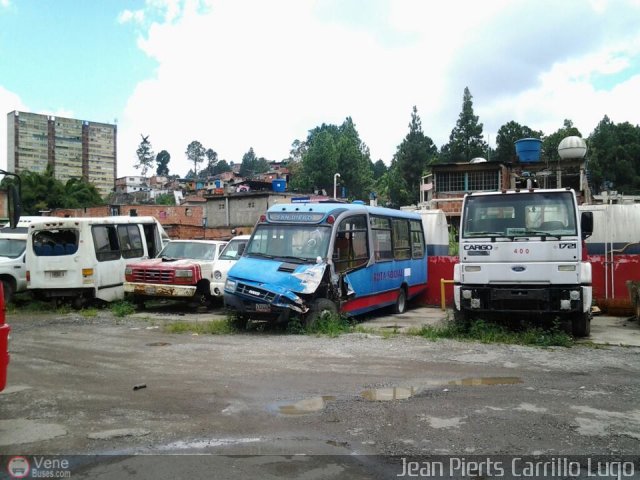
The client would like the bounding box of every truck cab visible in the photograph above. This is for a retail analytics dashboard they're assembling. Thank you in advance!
[453,188,593,336]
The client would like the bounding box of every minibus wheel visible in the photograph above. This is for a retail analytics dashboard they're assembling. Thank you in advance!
[571,312,591,337]
[304,299,338,328]
[393,288,407,314]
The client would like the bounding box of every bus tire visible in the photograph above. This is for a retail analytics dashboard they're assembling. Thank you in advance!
[304,299,338,328]
[1,279,15,305]
[393,287,407,314]
[572,311,591,338]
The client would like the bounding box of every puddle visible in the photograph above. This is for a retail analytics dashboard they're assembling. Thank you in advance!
[158,437,261,451]
[145,342,171,347]
[448,376,523,386]
[0,419,67,446]
[361,387,418,401]
[277,396,336,415]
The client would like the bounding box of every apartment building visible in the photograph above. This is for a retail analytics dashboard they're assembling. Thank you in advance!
[6,111,117,197]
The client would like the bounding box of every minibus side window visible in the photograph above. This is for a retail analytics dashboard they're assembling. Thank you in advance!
[371,216,392,262]
[92,225,121,262]
[334,215,368,273]
[392,219,411,260]
[410,220,425,259]
[117,224,144,259]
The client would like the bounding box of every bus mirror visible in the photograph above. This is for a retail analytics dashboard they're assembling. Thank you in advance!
[581,211,593,239]
[7,184,21,229]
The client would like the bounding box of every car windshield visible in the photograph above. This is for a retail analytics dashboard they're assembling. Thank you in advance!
[218,239,247,261]
[246,224,332,262]
[462,192,578,238]
[0,238,26,258]
[158,241,220,261]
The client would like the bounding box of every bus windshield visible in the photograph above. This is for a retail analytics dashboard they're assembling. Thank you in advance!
[246,224,332,262]
[462,192,578,238]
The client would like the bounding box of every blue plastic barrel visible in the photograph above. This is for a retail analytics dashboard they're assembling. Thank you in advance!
[272,179,286,192]
[515,138,542,163]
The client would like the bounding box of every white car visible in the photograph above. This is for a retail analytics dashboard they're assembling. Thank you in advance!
[211,235,250,297]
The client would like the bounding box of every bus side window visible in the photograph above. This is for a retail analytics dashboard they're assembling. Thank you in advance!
[92,225,121,262]
[334,215,368,273]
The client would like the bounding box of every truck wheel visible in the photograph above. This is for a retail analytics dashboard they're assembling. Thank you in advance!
[453,308,470,328]
[393,288,407,314]
[1,280,15,305]
[133,296,145,310]
[231,314,249,330]
[304,299,338,328]
[571,312,591,337]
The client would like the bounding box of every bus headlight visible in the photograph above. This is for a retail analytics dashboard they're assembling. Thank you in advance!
[464,266,481,272]
[225,279,237,292]
[214,270,222,280]
[175,269,193,278]
[558,265,576,271]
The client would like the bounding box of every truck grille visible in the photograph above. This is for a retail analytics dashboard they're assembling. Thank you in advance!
[131,269,175,283]
[236,283,277,302]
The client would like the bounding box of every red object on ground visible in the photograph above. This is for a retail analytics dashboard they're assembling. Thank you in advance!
[0,282,9,391]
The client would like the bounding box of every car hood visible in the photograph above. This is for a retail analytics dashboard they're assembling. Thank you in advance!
[127,258,199,268]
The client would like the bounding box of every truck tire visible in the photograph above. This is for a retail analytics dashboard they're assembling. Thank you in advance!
[192,286,213,311]
[571,311,591,338]
[393,288,407,314]
[304,298,338,329]
[453,308,470,328]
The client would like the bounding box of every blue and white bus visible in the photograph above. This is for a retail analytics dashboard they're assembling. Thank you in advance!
[224,202,428,327]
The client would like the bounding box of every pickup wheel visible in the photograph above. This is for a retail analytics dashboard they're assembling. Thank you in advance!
[193,286,213,310]
[571,311,591,338]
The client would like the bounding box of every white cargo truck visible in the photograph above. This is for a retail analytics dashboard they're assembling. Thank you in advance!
[453,188,594,336]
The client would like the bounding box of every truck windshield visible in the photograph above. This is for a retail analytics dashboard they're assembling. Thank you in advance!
[0,239,26,259]
[246,224,332,262]
[462,192,578,238]
[159,241,219,261]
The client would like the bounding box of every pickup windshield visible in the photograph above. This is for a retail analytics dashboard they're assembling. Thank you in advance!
[158,241,219,261]
[462,192,578,239]
[0,239,26,259]
[246,224,332,262]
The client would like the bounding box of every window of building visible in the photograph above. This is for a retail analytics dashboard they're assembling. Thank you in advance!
[435,170,500,193]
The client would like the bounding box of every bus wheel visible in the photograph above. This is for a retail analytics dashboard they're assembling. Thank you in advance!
[571,311,591,338]
[304,299,338,329]
[393,288,407,314]
[72,295,87,310]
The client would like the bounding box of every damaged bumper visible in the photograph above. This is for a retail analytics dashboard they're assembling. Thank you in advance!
[224,279,309,317]
[124,282,197,299]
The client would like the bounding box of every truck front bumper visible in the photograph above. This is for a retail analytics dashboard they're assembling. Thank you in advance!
[454,284,592,314]
[124,282,196,299]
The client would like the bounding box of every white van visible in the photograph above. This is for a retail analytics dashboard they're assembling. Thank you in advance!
[0,216,56,303]
[211,235,250,297]
[26,216,168,306]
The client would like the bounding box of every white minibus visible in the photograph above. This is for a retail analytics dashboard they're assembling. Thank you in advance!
[26,216,168,306]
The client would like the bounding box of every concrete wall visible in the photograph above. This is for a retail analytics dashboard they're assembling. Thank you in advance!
[205,193,292,228]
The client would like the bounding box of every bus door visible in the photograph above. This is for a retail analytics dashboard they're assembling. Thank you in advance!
[332,214,370,298]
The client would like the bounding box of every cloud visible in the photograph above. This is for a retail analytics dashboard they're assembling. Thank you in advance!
[117,0,640,177]
[118,9,145,25]
[0,0,10,8]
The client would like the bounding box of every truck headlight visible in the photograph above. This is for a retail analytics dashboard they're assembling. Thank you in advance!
[175,269,193,278]
[125,266,132,275]
[462,289,472,299]
[214,270,222,280]
[465,266,481,272]
[570,290,580,301]
[225,279,237,292]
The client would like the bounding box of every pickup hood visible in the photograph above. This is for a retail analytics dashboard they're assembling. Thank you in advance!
[228,257,326,295]
[127,258,199,268]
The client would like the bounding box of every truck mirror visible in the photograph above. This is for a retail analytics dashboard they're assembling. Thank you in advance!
[581,211,593,239]
[7,184,21,229]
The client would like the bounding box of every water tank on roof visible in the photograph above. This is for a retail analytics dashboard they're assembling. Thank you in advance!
[515,138,542,163]
[470,157,487,163]
[272,179,286,192]
[558,136,587,160]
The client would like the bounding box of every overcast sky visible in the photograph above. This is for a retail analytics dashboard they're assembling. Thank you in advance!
[1,0,639,178]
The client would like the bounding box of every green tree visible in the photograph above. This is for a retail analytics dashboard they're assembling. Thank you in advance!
[298,128,338,194]
[213,159,232,174]
[61,178,104,209]
[541,119,581,163]
[334,117,373,200]
[155,150,171,176]
[154,193,176,205]
[135,134,155,177]
[199,148,218,178]
[372,159,387,180]
[442,87,487,162]
[185,140,205,176]
[494,121,543,163]
[389,106,437,205]
[588,116,640,193]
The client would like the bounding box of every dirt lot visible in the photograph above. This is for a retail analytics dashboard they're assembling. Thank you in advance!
[1,305,640,478]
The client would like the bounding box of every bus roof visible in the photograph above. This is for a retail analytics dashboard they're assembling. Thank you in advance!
[26,216,162,229]
[267,202,422,220]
